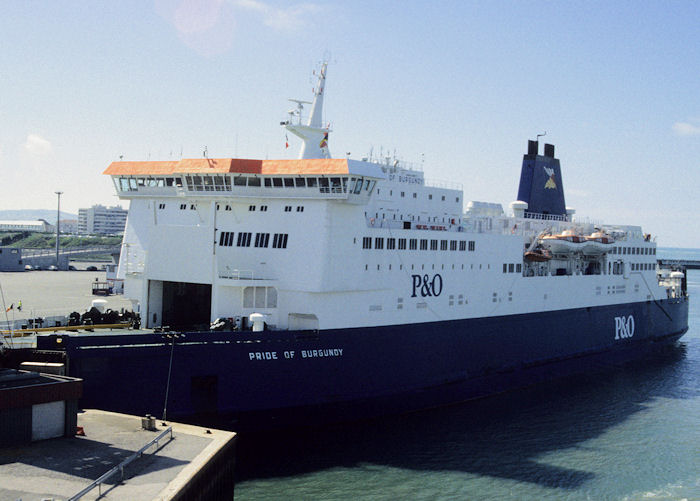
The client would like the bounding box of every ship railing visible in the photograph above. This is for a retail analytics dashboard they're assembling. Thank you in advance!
[219,268,275,281]
[523,211,568,222]
[424,178,463,191]
[68,426,173,501]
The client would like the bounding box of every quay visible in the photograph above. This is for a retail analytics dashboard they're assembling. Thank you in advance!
[0,408,236,500]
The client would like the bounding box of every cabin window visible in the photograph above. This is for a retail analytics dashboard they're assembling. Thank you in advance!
[254,233,270,248]
[284,206,292,212]
[363,237,372,249]
[516,263,522,273]
[440,240,448,251]
[398,238,407,250]
[249,205,256,211]
[387,238,396,250]
[459,241,466,251]
[237,232,252,247]
[450,240,457,251]
[420,239,428,250]
[509,263,515,273]
[260,205,267,211]
[429,194,433,200]
[375,237,384,249]
[468,241,476,251]
[409,239,417,250]
[296,206,304,212]
[431,240,438,251]
[272,233,289,249]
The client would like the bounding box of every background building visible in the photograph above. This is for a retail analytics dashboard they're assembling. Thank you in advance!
[0,219,54,233]
[78,205,127,235]
[58,219,79,234]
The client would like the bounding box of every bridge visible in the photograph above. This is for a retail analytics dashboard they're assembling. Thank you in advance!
[658,259,700,270]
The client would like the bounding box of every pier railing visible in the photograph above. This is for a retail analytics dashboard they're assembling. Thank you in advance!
[68,426,173,500]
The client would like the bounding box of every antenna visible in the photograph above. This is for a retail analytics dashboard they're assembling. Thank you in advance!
[536,131,547,141]
[203,146,208,158]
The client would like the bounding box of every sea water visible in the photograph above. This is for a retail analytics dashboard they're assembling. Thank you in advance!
[235,251,700,500]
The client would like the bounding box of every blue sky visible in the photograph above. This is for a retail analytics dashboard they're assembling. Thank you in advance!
[1,0,698,247]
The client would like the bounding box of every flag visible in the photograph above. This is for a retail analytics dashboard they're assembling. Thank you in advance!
[285,134,289,149]
[5,304,12,313]
[17,300,21,311]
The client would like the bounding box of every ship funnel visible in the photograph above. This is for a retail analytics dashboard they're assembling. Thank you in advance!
[516,140,567,220]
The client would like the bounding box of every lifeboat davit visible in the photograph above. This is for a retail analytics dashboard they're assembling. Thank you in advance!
[582,231,614,255]
[540,229,585,254]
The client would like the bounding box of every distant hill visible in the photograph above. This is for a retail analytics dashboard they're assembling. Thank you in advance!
[0,209,78,224]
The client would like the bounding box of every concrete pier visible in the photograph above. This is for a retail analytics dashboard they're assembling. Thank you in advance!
[0,409,236,500]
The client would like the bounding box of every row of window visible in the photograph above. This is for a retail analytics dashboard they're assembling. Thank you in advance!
[117,175,377,195]
[631,263,655,271]
[609,246,656,255]
[218,231,289,249]
[376,188,459,203]
[502,263,523,273]
[362,237,476,252]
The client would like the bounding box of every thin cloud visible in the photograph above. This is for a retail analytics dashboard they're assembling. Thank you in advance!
[672,121,700,136]
[234,0,321,31]
[24,134,52,156]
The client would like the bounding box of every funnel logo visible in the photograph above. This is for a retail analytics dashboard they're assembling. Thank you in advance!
[543,166,557,189]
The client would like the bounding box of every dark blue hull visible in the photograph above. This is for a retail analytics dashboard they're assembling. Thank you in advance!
[39,298,688,431]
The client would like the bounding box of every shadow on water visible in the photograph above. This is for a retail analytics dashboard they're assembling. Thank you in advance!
[235,342,696,490]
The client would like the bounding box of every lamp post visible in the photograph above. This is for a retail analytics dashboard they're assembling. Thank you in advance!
[55,191,63,269]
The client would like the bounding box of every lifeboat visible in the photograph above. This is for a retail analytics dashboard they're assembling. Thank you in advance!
[582,231,614,255]
[524,248,552,262]
[540,229,585,254]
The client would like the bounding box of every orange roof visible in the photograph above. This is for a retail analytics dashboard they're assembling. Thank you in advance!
[103,158,353,176]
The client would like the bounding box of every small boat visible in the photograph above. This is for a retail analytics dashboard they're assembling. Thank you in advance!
[540,229,585,253]
[524,248,552,262]
[582,231,614,255]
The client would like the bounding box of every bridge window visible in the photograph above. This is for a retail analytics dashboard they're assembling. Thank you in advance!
[234,176,247,186]
[284,178,294,187]
[295,177,306,187]
[248,177,260,187]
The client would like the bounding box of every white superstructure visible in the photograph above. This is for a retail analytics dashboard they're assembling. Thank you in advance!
[105,63,670,331]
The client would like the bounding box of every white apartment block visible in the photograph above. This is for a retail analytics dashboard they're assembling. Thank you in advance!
[78,205,128,235]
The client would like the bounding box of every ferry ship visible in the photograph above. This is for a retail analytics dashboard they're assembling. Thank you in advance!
[36,62,689,430]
